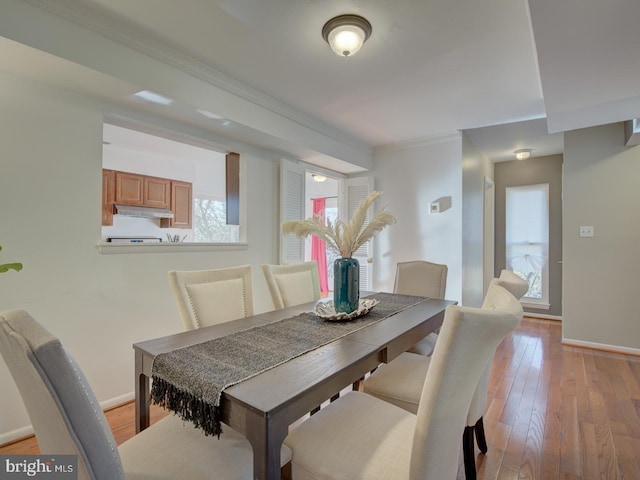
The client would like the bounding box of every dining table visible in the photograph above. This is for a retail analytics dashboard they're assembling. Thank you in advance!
[133,292,454,480]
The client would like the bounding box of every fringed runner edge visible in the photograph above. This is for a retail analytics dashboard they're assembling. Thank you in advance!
[151,376,223,438]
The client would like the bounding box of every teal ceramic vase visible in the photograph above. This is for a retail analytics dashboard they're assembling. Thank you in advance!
[333,257,360,314]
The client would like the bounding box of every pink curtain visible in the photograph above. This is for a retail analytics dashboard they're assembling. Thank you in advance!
[312,198,329,292]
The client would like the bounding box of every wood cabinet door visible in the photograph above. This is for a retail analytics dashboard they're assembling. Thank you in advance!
[144,176,171,208]
[167,181,192,229]
[115,172,144,205]
[102,169,115,226]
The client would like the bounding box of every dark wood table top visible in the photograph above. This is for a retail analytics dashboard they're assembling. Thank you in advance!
[134,292,455,480]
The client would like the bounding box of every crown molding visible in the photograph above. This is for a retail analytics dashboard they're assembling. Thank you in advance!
[374,131,462,155]
[22,0,371,156]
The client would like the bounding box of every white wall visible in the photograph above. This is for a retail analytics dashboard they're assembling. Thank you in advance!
[1,0,373,171]
[372,137,463,303]
[0,71,283,442]
[563,123,640,351]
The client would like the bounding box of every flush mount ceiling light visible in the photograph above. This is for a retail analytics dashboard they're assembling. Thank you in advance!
[312,174,327,182]
[322,14,372,57]
[514,149,532,160]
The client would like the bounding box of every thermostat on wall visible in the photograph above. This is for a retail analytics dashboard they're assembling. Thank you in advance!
[430,201,441,214]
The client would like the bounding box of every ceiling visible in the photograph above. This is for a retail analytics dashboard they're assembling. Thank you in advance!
[2,0,640,166]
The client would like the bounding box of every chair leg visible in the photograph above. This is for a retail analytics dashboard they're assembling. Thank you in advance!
[463,425,477,480]
[281,461,292,480]
[474,417,488,454]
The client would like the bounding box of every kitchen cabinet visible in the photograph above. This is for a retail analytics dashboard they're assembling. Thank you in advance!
[115,171,144,205]
[144,175,171,209]
[161,181,192,229]
[104,169,192,229]
[102,169,115,226]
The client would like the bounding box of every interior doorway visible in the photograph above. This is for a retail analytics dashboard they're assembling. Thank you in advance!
[494,155,563,318]
[483,176,495,295]
[304,172,339,295]
[278,160,373,293]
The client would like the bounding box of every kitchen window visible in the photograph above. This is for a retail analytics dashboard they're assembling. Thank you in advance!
[193,196,239,242]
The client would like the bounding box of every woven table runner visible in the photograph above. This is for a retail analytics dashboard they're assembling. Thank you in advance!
[151,292,428,436]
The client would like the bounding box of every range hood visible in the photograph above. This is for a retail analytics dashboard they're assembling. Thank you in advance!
[114,204,174,219]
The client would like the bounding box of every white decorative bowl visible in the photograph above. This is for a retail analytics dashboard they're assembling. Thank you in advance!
[313,298,379,321]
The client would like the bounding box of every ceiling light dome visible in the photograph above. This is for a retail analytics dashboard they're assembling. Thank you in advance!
[514,149,532,160]
[322,14,372,57]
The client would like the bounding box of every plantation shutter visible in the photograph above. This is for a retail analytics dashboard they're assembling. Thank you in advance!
[341,176,374,290]
[279,159,306,264]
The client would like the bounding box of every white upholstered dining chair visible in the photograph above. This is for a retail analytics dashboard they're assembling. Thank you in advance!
[363,273,527,480]
[262,261,321,309]
[0,309,291,480]
[494,268,530,299]
[283,283,523,480]
[168,265,253,331]
[394,260,448,356]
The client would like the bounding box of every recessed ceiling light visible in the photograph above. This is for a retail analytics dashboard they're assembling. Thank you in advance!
[131,90,174,106]
[197,109,224,120]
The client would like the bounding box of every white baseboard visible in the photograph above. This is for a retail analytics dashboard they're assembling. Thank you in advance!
[562,338,640,356]
[0,392,135,447]
[100,392,135,411]
[0,425,34,447]
[524,312,562,321]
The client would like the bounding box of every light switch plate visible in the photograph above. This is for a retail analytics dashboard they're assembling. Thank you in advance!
[579,225,594,237]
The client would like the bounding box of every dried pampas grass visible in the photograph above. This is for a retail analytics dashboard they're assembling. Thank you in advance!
[282,191,396,258]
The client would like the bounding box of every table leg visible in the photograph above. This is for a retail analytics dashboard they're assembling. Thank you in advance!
[245,411,289,480]
[135,351,150,433]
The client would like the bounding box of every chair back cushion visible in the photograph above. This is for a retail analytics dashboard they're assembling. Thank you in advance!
[0,310,124,480]
[262,261,321,309]
[494,269,530,300]
[185,278,246,327]
[393,260,447,299]
[411,284,522,479]
[168,265,253,330]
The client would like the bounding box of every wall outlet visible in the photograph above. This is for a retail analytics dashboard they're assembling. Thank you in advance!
[579,225,594,237]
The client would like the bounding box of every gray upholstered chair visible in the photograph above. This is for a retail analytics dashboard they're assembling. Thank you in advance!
[394,260,448,356]
[0,309,291,480]
[168,265,253,330]
[262,261,321,310]
[283,283,522,480]
[363,273,528,480]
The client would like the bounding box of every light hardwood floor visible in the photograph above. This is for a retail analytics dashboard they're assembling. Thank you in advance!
[2,317,639,479]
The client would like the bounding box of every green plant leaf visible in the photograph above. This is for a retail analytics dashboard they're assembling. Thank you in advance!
[0,263,23,273]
